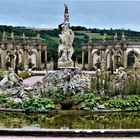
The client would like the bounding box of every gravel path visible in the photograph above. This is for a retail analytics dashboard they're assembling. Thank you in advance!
[23,76,44,86]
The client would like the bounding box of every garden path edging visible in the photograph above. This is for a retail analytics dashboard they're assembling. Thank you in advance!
[0,108,139,114]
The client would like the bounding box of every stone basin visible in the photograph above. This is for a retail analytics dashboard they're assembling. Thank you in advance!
[0,111,140,137]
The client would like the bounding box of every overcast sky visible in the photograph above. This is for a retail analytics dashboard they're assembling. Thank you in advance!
[0,0,140,31]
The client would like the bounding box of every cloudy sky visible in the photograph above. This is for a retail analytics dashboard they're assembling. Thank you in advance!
[0,0,140,31]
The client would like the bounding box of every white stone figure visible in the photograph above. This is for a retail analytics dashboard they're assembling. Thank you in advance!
[8,68,23,86]
[0,72,8,86]
[122,32,126,41]
[58,23,74,61]
[11,32,14,40]
[6,53,10,63]
[103,33,107,42]
[118,67,127,80]
[133,54,140,75]
[2,32,6,40]
[115,67,127,90]
[24,61,28,70]
[0,68,23,87]
[114,32,118,42]
[22,33,25,40]
[37,33,40,41]
[58,4,74,68]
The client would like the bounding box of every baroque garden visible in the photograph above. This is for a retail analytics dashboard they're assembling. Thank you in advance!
[0,4,140,131]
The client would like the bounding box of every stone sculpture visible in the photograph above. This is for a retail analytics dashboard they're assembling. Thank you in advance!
[2,32,6,41]
[133,54,140,76]
[117,67,127,80]
[22,33,25,40]
[115,67,127,89]
[114,32,118,42]
[11,32,14,40]
[103,33,107,43]
[0,72,8,86]
[0,68,23,87]
[8,68,23,86]
[121,32,126,42]
[58,4,74,68]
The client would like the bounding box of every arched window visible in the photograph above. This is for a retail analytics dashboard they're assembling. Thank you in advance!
[127,51,137,69]
[41,50,45,63]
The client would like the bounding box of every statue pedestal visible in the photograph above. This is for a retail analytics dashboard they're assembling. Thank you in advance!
[58,60,74,68]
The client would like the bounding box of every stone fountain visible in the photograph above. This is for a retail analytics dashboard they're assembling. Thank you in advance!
[33,4,91,95]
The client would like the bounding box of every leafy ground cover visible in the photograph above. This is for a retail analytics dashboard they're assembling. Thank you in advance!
[0,91,140,112]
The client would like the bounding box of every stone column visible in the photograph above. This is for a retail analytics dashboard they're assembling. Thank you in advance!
[14,45,20,73]
[36,45,42,70]
[20,48,24,64]
[44,46,48,70]
[101,49,106,72]
[122,45,127,68]
[104,51,107,71]
[114,49,117,70]
[107,46,112,69]
[82,46,85,70]
[23,45,28,70]
[1,44,7,69]
[114,44,120,70]
[88,45,92,70]
[8,44,15,69]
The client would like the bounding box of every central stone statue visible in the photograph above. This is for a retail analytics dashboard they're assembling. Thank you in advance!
[58,4,74,68]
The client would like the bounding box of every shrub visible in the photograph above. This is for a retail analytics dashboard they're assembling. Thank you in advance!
[17,62,24,71]
[72,92,95,105]
[5,102,22,109]
[105,95,140,111]
[23,97,55,112]
[0,93,7,105]
[18,71,31,79]
[0,93,22,109]
[72,92,103,110]
[49,89,64,101]
[81,97,101,110]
